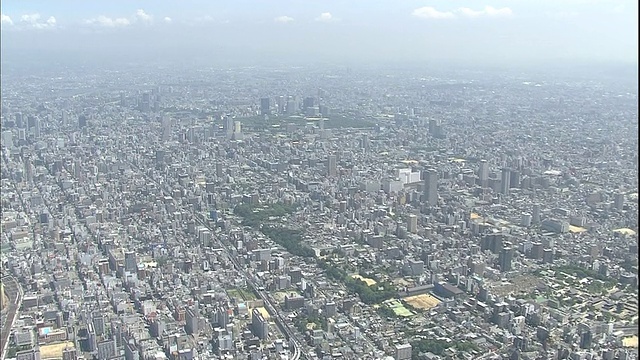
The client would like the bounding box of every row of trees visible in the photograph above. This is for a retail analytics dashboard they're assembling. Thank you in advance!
[234,203,297,228]
[262,225,316,258]
[318,260,396,304]
[232,204,314,257]
[411,339,479,358]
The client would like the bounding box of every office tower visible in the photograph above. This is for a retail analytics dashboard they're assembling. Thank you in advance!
[318,118,325,131]
[407,214,418,233]
[27,115,36,130]
[160,117,171,142]
[92,313,105,336]
[614,193,624,210]
[276,96,285,114]
[224,116,234,138]
[140,93,151,112]
[428,119,438,133]
[260,98,271,115]
[510,169,521,188]
[232,121,243,140]
[33,117,41,139]
[185,309,198,335]
[251,308,268,339]
[286,98,297,115]
[15,112,24,128]
[478,160,489,186]
[531,242,543,260]
[580,331,592,349]
[327,155,337,177]
[216,162,224,178]
[424,169,438,206]
[532,204,541,224]
[520,213,532,227]
[499,246,513,272]
[501,168,511,195]
[362,134,370,152]
[124,251,137,272]
[24,155,33,185]
[61,111,68,126]
[319,105,330,116]
[78,115,87,128]
[303,96,315,109]
[119,92,126,107]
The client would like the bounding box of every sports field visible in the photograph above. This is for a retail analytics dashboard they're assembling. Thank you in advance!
[403,294,441,310]
[40,342,74,359]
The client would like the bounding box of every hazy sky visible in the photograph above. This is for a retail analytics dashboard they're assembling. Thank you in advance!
[1,0,637,68]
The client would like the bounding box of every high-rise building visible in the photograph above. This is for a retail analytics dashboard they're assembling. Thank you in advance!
[303,97,315,109]
[92,312,105,336]
[251,308,268,339]
[260,98,271,115]
[124,251,137,273]
[276,96,285,114]
[478,160,490,187]
[33,117,41,139]
[362,134,370,152]
[499,246,513,272]
[407,214,418,233]
[62,347,77,360]
[532,204,541,224]
[424,169,438,206]
[161,115,172,142]
[501,168,511,195]
[232,121,243,140]
[395,344,412,360]
[15,112,24,128]
[140,93,151,112]
[97,340,117,360]
[78,115,87,128]
[286,98,297,115]
[614,193,625,210]
[24,155,33,185]
[224,115,234,138]
[327,155,337,177]
[185,308,199,335]
[510,169,521,188]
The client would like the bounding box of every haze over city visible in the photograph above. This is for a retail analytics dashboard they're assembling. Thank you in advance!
[0,1,638,360]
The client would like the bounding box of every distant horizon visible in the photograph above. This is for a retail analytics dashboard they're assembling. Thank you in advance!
[1,0,637,72]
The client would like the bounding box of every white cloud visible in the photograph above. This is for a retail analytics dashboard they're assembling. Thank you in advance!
[274,15,294,23]
[85,15,131,27]
[163,16,172,23]
[1,13,13,26]
[19,13,57,29]
[135,9,153,23]
[21,13,41,24]
[412,7,456,20]
[84,9,154,28]
[315,12,335,22]
[457,6,513,18]
[412,6,513,20]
